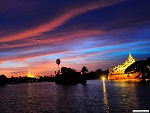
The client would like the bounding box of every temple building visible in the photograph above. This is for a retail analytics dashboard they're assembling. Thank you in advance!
[27,70,34,78]
[109,52,136,75]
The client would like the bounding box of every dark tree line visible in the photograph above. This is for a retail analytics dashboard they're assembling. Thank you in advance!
[82,69,109,80]
[55,65,109,84]
[0,75,56,86]
[0,66,108,86]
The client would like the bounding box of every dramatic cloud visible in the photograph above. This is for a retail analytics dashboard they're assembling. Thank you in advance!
[0,0,150,77]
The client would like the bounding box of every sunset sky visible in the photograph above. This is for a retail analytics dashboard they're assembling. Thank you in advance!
[0,0,150,77]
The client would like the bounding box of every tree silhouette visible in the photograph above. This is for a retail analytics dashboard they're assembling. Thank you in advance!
[125,59,150,79]
[56,66,86,84]
[61,67,67,74]
[81,66,88,74]
[61,67,77,75]
[0,74,7,86]
[95,69,103,75]
[56,59,61,72]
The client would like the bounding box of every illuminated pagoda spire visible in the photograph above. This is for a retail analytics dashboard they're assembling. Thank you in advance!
[109,51,136,75]
[27,70,34,78]
[126,51,135,63]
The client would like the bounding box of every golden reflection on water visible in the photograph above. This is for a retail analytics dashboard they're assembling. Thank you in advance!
[27,83,32,99]
[102,78,110,113]
[27,83,34,112]
[114,80,139,109]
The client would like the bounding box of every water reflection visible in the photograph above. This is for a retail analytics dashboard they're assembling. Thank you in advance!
[102,78,111,113]
[0,81,149,113]
[108,80,140,112]
[27,83,32,99]
[27,83,33,113]
[114,81,139,110]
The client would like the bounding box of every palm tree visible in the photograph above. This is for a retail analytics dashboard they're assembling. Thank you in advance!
[56,59,61,71]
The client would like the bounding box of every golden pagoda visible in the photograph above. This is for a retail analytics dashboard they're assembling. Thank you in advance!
[27,70,34,78]
[109,52,135,75]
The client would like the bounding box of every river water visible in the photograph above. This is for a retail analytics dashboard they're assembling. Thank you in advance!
[0,80,150,113]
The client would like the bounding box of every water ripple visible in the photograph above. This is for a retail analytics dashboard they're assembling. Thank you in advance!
[0,81,150,113]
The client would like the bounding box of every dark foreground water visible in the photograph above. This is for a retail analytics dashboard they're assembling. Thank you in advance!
[0,80,150,113]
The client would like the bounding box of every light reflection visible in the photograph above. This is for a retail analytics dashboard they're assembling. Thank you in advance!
[27,83,34,112]
[114,81,139,109]
[27,83,32,99]
[102,78,111,113]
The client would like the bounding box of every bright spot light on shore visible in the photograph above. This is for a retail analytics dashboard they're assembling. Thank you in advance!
[102,77,105,81]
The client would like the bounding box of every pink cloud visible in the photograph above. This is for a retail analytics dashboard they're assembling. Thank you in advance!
[0,29,102,58]
[0,0,123,43]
